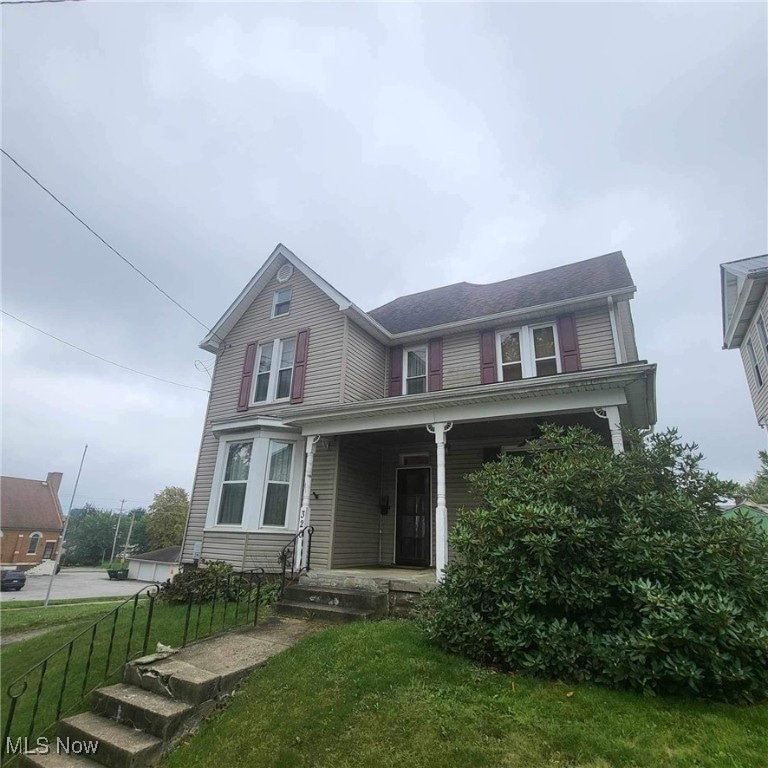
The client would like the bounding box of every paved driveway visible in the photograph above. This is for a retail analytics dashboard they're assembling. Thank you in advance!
[0,569,150,602]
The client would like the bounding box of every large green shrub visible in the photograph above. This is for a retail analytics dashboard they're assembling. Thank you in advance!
[159,561,258,604]
[421,425,768,703]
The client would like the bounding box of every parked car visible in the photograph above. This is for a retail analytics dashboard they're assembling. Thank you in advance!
[0,570,26,591]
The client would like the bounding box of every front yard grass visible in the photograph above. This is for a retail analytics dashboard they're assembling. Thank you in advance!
[1,600,126,634]
[164,620,768,768]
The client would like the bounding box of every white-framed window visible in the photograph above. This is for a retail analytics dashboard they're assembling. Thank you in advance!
[217,440,253,525]
[403,345,428,395]
[272,288,292,318]
[262,441,294,526]
[206,431,304,532]
[27,532,42,555]
[758,315,768,355]
[747,337,764,387]
[496,324,560,381]
[252,338,296,403]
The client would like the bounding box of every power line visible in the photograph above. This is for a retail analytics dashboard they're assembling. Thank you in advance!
[1,0,86,5]
[2,310,210,393]
[0,148,219,340]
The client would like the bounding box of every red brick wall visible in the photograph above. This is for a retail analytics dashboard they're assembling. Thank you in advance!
[1,529,61,568]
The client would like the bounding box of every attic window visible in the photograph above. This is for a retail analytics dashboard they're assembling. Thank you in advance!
[272,288,292,318]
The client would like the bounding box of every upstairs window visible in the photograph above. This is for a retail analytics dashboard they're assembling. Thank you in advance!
[253,338,296,403]
[272,288,292,318]
[404,345,428,394]
[496,324,560,381]
[747,338,763,387]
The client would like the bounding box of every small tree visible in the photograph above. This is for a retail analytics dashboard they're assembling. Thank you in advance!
[146,486,189,550]
[421,425,768,703]
[741,450,768,503]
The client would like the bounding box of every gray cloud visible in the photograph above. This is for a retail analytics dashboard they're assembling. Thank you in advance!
[2,1,766,510]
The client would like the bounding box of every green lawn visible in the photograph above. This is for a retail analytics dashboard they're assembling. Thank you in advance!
[164,620,768,768]
[1,600,126,634]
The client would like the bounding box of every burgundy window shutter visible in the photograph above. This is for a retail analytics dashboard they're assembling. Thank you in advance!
[557,315,581,372]
[480,330,497,384]
[389,346,403,396]
[428,338,443,391]
[237,342,257,412]
[291,328,310,404]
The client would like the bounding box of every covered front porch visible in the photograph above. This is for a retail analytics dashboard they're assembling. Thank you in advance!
[288,363,656,581]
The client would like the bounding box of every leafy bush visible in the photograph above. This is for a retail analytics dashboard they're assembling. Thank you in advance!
[159,561,261,605]
[421,425,768,703]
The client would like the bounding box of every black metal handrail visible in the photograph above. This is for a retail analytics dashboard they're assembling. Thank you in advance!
[180,567,265,647]
[2,584,159,759]
[278,526,314,596]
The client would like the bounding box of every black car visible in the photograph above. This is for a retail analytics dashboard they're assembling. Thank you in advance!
[1,570,26,591]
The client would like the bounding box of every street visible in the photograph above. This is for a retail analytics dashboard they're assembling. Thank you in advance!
[0,569,150,602]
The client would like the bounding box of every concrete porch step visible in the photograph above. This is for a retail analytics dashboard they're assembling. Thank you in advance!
[282,584,388,614]
[275,599,375,623]
[123,658,221,706]
[57,713,163,768]
[91,684,195,741]
[21,750,101,768]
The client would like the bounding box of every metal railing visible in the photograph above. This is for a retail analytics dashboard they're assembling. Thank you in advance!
[2,584,159,760]
[278,526,314,597]
[180,567,265,647]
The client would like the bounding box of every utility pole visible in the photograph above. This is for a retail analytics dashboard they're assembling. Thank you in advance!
[109,499,126,563]
[45,444,88,608]
[122,508,137,562]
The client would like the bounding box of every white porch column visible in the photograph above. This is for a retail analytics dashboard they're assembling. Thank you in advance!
[294,434,321,571]
[595,406,624,454]
[427,421,453,581]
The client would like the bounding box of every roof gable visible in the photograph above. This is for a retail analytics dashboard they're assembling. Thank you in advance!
[0,474,64,531]
[368,252,635,334]
[720,255,768,349]
[200,244,352,353]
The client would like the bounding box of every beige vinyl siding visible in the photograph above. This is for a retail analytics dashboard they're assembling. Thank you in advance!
[342,319,387,401]
[183,260,346,567]
[443,331,481,389]
[740,287,768,424]
[207,264,346,423]
[615,300,639,362]
[574,309,617,369]
[332,435,382,567]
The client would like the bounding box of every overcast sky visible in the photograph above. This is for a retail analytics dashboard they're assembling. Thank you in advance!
[2,1,766,512]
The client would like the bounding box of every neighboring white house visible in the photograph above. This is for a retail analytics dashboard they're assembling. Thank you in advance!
[127,546,181,583]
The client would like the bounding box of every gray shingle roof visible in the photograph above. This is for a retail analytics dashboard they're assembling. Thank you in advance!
[129,545,181,563]
[368,251,634,334]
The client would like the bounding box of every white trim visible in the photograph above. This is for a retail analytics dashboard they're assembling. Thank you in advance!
[495,322,561,381]
[210,416,297,435]
[205,429,304,532]
[200,244,353,353]
[402,344,429,395]
[607,296,624,364]
[295,389,628,436]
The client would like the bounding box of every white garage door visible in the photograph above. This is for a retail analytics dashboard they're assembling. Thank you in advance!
[137,562,156,581]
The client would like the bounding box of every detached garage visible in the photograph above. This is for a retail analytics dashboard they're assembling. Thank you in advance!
[127,546,181,583]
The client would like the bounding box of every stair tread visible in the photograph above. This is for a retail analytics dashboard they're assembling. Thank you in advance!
[22,751,101,768]
[278,600,374,616]
[288,585,386,597]
[96,683,193,716]
[59,713,161,752]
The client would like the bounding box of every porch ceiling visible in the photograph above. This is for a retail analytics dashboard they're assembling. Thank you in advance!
[282,362,655,437]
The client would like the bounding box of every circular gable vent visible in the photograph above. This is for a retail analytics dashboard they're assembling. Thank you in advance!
[277,264,294,283]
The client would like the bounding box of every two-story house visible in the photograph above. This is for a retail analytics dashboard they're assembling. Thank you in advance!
[181,244,656,584]
[721,255,768,426]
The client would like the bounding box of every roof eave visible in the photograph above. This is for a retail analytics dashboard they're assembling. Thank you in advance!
[722,274,767,349]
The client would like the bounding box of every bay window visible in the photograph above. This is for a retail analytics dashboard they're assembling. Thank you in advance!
[217,441,252,525]
[262,441,294,526]
[497,324,561,381]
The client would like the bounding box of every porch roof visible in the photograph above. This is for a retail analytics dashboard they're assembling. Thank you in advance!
[281,362,656,436]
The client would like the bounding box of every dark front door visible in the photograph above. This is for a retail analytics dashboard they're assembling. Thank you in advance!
[395,467,431,566]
